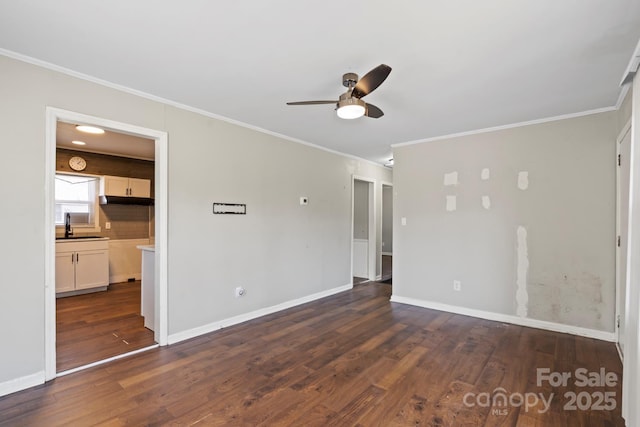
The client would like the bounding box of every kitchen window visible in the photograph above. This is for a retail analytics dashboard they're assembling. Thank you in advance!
[55,172,100,230]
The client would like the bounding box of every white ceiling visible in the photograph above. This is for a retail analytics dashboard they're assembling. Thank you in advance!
[2,1,639,164]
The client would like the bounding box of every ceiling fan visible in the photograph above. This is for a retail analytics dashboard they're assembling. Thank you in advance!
[286,64,392,120]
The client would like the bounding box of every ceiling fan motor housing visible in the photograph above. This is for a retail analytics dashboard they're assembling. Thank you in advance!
[342,72,359,88]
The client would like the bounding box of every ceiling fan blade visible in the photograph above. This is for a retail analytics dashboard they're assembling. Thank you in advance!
[352,64,392,99]
[365,103,384,118]
[286,100,336,105]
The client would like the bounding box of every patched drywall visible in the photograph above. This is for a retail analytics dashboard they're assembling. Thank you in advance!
[516,226,529,318]
[528,272,604,330]
[393,111,617,332]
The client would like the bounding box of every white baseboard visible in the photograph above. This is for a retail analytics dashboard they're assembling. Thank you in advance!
[109,273,142,284]
[0,371,44,397]
[169,283,353,344]
[390,295,616,342]
[382,252,393,256]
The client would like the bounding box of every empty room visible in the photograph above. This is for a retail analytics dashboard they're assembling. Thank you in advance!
[1,2,640,426]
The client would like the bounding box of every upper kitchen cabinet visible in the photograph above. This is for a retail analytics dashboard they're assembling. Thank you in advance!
[100,176,151,198]
[128,178,151,198]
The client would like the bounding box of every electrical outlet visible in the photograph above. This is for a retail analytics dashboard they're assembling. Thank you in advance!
[453,280,461,291]
[235,287,246,297]
[105,222,111,230]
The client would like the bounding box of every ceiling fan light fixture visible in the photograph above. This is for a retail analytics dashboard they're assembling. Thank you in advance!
[336,98,366,120]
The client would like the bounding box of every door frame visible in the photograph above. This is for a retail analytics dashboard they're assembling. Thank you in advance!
[616,118,632,359]
[44,107,169,380]
[351,175,376,282]
[380,181,393,281]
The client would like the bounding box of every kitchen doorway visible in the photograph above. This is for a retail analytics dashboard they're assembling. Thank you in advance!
[45,108,168,380]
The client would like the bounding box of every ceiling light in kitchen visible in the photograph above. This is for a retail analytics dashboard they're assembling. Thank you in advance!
[71,140,86,146]
[76,125,105,134]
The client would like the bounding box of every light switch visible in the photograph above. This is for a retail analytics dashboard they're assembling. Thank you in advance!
[105,222,111,230]
[401,217,407,226]
[300,197,308,205]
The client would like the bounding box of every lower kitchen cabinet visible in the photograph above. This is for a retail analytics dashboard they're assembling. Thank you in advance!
[55,238,109,296]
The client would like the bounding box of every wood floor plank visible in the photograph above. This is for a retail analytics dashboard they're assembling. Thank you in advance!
[56,281,156,372]
[1,282,625,426]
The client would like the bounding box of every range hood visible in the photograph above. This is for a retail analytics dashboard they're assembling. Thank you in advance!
[99,195,154,206]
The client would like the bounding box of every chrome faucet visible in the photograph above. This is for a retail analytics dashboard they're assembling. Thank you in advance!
[64,212,73,238]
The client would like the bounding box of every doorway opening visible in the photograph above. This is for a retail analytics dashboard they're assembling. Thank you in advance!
[352,176,376,284]
[45,108,168,380]
[55,123,155,372]
[381,182,393,284]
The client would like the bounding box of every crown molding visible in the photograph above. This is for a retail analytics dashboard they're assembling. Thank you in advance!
[0,48,388,170]
[620,37,640,86]
[391,106,616,148]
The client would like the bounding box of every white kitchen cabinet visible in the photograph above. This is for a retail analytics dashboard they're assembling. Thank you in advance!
[101,176,129,197]
[55,251,76,293]
[55,239,109,296]
[128,178,151,198]
[100,176,151,198]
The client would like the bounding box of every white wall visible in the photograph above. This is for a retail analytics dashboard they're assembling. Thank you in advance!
[0,55,391,393]
[392,111,618,334]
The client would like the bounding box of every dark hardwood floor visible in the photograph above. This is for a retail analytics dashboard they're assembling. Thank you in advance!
[56,281,156,372]
[354,255,392,285]
[353,276,369,285]
[2,282,624,426]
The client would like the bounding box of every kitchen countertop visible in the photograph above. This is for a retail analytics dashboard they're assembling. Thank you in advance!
[137,245,155,252]
[56,236,110,242]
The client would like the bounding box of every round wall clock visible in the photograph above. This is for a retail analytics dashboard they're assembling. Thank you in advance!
[69,156,87,171]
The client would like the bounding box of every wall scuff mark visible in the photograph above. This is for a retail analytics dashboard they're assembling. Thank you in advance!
[516,226,529,317]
